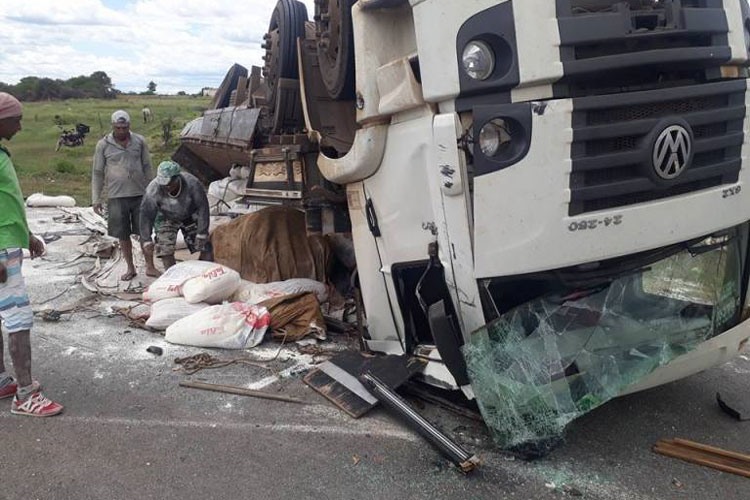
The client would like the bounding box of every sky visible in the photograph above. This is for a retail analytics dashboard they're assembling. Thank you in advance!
[0,0,316,94]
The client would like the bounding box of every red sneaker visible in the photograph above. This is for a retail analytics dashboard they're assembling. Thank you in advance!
[11,391,63,417]
[0,379,17,399]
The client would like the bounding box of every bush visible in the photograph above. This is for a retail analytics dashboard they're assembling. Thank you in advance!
[54,160,76,174]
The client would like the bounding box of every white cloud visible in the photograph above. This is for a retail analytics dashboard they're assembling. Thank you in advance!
[0,0,316,94]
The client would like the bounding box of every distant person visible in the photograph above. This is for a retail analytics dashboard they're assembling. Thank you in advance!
[0,92,63,417]
[140,161,211,275]
[92,110,156,280]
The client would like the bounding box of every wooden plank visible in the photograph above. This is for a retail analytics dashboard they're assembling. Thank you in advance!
[653,439,750,479]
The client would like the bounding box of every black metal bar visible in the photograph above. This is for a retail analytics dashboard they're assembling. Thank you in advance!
[360,373,481,473]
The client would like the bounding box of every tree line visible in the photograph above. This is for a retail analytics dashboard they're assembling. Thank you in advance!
[0,71,117,101]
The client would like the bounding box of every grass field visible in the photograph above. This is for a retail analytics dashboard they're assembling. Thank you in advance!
[5,95,211,205]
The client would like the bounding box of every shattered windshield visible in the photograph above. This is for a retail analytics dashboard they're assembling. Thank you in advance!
[463,227,745,457]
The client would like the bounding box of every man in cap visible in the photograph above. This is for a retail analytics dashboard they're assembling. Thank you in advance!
[92,110,156,280]
[0,92,64,417]
[140,161,211,273]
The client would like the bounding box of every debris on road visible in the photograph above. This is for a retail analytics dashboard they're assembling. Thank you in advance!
[179,380,307,405]
[654,438,750,478]
[146,346,163,356]
[717,391,750,421]
[361,372,481,474]
[303,352,423,418]
[173,352,271,375]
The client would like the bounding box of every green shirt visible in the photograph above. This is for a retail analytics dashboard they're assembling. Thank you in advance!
[0,146,30,250]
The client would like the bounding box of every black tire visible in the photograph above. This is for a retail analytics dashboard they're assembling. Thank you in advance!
[264,0,308,111]
[316,0,356,100]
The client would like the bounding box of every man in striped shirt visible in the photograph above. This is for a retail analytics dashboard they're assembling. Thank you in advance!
[0,92,63,417]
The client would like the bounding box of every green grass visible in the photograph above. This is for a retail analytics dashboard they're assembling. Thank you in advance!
[6,95,211,205]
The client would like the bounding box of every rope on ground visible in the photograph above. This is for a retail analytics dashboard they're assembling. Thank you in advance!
[173,352,272,375]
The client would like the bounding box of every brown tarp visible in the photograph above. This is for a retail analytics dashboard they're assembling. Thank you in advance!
[211,206,330,283]
[260,292,326,342]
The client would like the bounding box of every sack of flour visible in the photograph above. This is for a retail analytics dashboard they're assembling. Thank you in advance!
[143,261,217,302]
[165,302,271,349]
[145,298,210,331]
[182,264,241,304]
[26,193,76,208]
[231,279,328,304]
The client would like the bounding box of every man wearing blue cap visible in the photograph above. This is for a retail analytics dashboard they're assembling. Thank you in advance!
[92,110,154,280]
[140,161,210,275]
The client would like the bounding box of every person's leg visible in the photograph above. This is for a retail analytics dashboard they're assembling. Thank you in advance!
[120,238,136,281]
[0,333,5,374]
[132,196,159,277]
[142,243,161,277]
[0,332,17,399]
[107,198,137,280]
[0,250,62,416]
[8,331,31,387]
[0,250,16,398]
[155,218,180,271]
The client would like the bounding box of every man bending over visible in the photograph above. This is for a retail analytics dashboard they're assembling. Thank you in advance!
[140,161,211,274]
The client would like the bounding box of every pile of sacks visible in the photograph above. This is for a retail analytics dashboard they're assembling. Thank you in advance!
[143,261,328,350]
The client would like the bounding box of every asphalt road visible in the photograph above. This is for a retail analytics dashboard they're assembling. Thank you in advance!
[1,209,749,500]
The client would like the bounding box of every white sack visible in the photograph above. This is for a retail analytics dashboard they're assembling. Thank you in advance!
[143,260,218,302]
[231,278,328,305]
[145,297,210,330]
[207,178,246,215]
[26,193,76,207]
[182,264,241,304]
[165,302,271,349]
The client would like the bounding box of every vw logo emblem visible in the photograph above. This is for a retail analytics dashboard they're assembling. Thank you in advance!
[653,125,691,180]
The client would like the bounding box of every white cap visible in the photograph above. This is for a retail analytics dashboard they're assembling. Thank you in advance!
[111,110,130,124]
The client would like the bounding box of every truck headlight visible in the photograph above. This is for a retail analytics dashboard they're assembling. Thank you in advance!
[462,40,495,81]
[479,119,511,157]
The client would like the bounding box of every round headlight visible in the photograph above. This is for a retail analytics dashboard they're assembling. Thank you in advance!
[479,119,511,157]
[462,40,495,81]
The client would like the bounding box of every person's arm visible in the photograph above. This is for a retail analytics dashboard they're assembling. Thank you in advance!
[139,189,158,244]
[92,140,106,209]
[190,180,211,251]
[140,137,153,181]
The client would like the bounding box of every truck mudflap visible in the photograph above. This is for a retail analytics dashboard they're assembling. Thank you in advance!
[463,224,747,457]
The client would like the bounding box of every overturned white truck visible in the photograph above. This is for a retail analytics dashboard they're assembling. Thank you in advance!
[178,0,750,452]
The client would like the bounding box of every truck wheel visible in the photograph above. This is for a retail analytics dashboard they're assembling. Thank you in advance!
[315,0,356,100]
[263,0,308,113]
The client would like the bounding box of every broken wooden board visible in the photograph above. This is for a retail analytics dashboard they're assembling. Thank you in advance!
[653,438,750,478]
[303,352,424,418]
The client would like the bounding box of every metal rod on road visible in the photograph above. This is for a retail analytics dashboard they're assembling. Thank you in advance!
[361,373,481,473]
[179,380,308,405]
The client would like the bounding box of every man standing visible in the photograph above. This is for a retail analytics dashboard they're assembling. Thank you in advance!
[0,92,63,417]
[140,161,211,274]
[92,110,155,280]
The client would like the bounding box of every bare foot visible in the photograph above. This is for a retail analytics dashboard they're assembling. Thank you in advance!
[145,267,162,278]
[120,270,137,281]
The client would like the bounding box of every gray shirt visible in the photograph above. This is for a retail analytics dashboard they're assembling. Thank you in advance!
[92,132,152,204]
[139,172,210,242]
